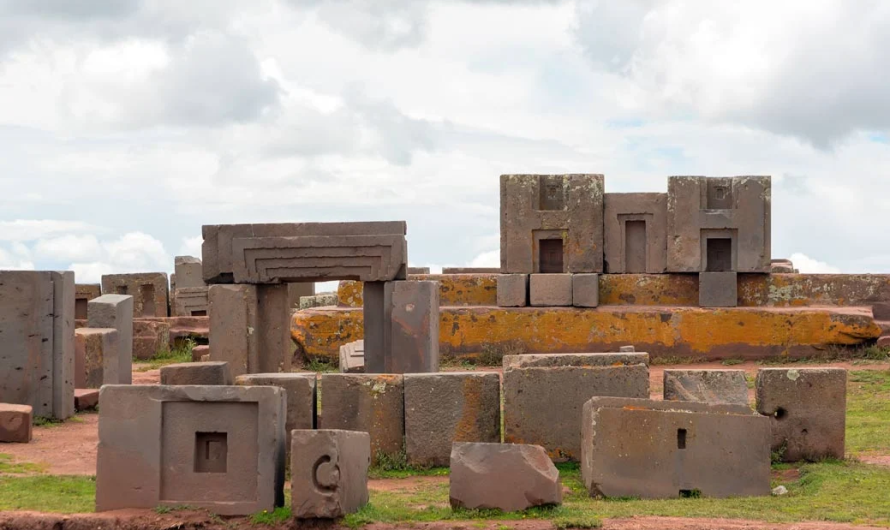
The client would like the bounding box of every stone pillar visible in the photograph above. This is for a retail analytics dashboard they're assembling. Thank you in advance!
[257,284,292,373]
[209,284,258,377]
[385,280,439,373]
[51,271,75,420]
[87,294,134,385]
[362,281,386,373]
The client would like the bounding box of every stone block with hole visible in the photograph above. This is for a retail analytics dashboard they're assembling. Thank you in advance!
[755,368,846,462]
[291,429,370,518]
[101,273,169,318]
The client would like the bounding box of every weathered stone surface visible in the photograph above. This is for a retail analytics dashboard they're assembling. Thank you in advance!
[0,403,33,443]
[96,385,286,515]
[75,284,102,320]
[529,274,572,307]
[160,362,234,386]
[0,271,75,420]
[319,374,404,460]
[291,429,370,519]
[256,284,294,373]
[755,368,846,461]
[340,274,499,308]
[501,174,604,274]
[74,328,121,388]
[504,352,649,369]
[132,319,171,361]
[771,259,796,273]
[667,176,771,272]
[581,397,771,499]
[209,284,257,377]
[293,305,882,362]
[202,222,408,284]
[404,372,501,467]
[604,193,667,273]
[300,293,338,310]
[572,274,599,308]
[172,287,209,317]
[408,267,431,274]
[383,280,439,374]
[235,373,316,452]
[450,442,562,511]
[174,256,205,289]
[663,369,748,405]
[74,389,99,411]
[442,267,500,274]
[619,345,635,352]
[101,273,169,317]
[700,272,738,307]
[88,295,133,384]
[288,282,316,309]
[497,274,528,307]
[191,344,210,362]
[504,356,649,461]
[339,340,365,373]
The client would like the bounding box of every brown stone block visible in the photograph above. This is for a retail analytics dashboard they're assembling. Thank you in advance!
[191,344,209,362]
[74,328,120,388]
[0,403,33,443]
[101,273,169,317]
[529,274,572,306]
[496,274,527,307]
[160,362,234,385]
[604,193,667,273]
[132,319,171,361]
[503,352,649,369]
[291,429,370,518]
[663,369,748,406]
[209,284,258,377]
[572,273,599,308]
[174,256,205,289]
[88,294,134,384]
[74,389,99,411]
[236,373,316,453]
[75,284,102,320]
[384,280,439,373]
[172,287,209,317]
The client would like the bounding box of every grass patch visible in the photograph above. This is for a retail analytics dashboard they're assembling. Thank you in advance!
[304,356,338,373]
[369,448,449,479]
[758,344,890,366]
[0,454,47,475]
[251,506,292,525]
[135,338,195,371]
[650,356,707,366]
[721,358,744,366]
[847,369,890,455]
[0,475,95,513]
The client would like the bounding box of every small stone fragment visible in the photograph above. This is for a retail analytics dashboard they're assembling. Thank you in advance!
[0,404,33,443]
[159,362,233,386]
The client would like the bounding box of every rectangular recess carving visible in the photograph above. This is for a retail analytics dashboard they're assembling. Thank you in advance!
[195,432,228,473]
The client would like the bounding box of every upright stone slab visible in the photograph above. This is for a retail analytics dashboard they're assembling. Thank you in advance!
[529,274,572,307]
[501,174,605,273]
[87,294,134,385]
[75,284,102,320]
[257,284,293,373]
[291,430,370,519]
[96,385,286,515]
[383,280,439,373]
[235,373,317,453]
[604,193,668,273]
[160,362,234,386]
[208,284,258,377]
[0,271,75,420]
[666,176,771,272]
[0,403,33,443]
[450,442,562,511]
[74,328,121,388]
[339,340,365,373]
[755,368,846,461]
[362,282,387,373]
[172,287,209,317]
[699,272,738,307]
[132,319,171,360]
[496,274,528,307]
[663,369,748,406]
[404,372,501,467]
[101,273,169,317]
[503,353,649,461]
[319,374,404,460]
[581,397,771,499]
[174,256,205,289]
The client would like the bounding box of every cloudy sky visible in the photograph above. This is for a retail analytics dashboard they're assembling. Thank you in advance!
[1,0,888,282]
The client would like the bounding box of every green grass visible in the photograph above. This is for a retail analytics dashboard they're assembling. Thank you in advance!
[847,369,890,455]
[0,454,47,475]
[304,356,338,373]
[135,339,196,371]
[0,475,95,513]
[250,506,292,525]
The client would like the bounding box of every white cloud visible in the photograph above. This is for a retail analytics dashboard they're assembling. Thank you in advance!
[469,249,499,268]
[33,234,102,262]
[68,232,172,283]
[789,252,841,274]
[0,220,100,242]
[177,236,203,258]
[0,245,35,270]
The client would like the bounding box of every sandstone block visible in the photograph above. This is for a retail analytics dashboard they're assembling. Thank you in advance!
[404,372,501,467]
[209,284,258,377]
[160,362,234,386]
[236,373,316,453]
[496,274,528,307]
[75,284,102,320]
[450,442,561,511]
[339,340,365,373]
[74,389,99,411]
[291,430,370,518]
[172,287,209,317]
[132,319,171,361]
[572,274,599,307]
[442,267,500,274]
[0,404,33,443]
[619,345,635,352]
[755,368,846,461]
[529,274,572,306]
[96,385,286,515]
[74,328,121,388]
[87,294,134,384]
[101,273,169,317]
[699,271,738,307]
[582,397,771,499]
[319,374,404,460]
[408,267,431,274]
[663,369,749,406]
[604,193,667,273]
[288,282,316,309]
[256,284,294,373]
[174,256,205,289]
[383,280,439,373]
[503,352,649,369]
[191,344,210,362]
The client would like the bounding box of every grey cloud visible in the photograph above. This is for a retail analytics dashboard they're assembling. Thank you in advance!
[573,0,655,73]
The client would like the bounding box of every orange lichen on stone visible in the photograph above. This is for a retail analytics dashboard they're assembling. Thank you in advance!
[292,305,881,362]
[337,274,498,307]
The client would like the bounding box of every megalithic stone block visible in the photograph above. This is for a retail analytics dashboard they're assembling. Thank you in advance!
[0,271,75,420]
[288,282,316,309]
[339,340,365,373]
[0,403,33,443]
[101,273,169,317]
[201,222,408,284]
[362,282,386,374]
[172,287,209,317]
[699,272,738,307]
[87,294,134,385]
[496,274,528,307]
[500,174,605,274]
[581,397,771,499]
[529,274,573,307]
[384,280,439,373]
[96,385,286,515]
[160,362,234,385]
[75,284,102,320]
[74,328,121,388]
[208,284,258,377]
[291,429,370,519]
[174,256,205,289]
[236,373,317,455]
[663,369,749,406]
[755,368,846,462]
[604,193,668,273]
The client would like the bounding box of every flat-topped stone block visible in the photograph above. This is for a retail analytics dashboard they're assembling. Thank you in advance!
[503,352,649,369]
[235,373,316,453]
[160,362,233,386]
[0,403,33,443]
[74,328,121,388]
[604,193,668,273]
[700,272,738,307]
[291,429,370,519]
[450,442,562,511]
[404,372,501,467]
[75,284,102,319]
[572,274,599,307]
[663,369,748,406]
[496,274,528,307]
[101,273,169,318]
[529,274,572,306]
[339,340,365,373]
[87,295,134,384]
[174,256,205,289]
[74,389,99,411]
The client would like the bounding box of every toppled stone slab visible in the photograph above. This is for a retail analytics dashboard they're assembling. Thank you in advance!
[291,429,370,519]
[404,372,501,467]
[101,273,169,317]
[191,344,210,362]
[663,369,749,406]
[755,368,846,461]
[0,403,33,443]
[88,295,133,384]
[74,389,99,411]
[339,340,365,373]
[504,354,649,461]
[235,373,316,453]
[96,385,286,515]
[581,397,771,499]
[319,374,404,460]
[160,362,234,386]
[771,259,796,273]
[74,328,121,388]
[450,442,562,511]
